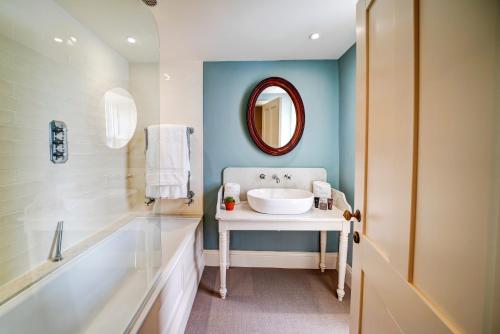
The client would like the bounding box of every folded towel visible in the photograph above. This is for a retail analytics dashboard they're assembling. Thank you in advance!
[146,124,190,199]
[224,183,241,204]
[313,181,331,199]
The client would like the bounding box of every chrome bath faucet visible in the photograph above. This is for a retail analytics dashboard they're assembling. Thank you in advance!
[52,221,64,262]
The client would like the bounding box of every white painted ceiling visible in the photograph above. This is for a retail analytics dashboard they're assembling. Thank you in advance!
[57,0,356,62]
[56,0,159,63]
[153,0,356,61]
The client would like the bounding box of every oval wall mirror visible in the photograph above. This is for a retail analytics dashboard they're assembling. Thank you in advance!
[103,88,138,149]
[247,77,305,156]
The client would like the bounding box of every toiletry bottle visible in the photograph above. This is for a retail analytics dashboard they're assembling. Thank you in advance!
[319,198,327,210]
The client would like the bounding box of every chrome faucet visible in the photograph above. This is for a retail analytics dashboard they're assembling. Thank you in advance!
[272,174,280,183]
[52,221,64,262]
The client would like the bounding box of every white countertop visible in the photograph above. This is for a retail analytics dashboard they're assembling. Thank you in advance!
[216,201,345,222]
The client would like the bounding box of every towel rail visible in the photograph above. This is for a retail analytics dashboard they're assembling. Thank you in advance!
[144,126,195,206]
[144,126,194,152]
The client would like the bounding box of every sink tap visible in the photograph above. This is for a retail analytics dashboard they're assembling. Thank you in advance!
[52,221,64,262]
[272,174,280,183]
[284,174,292,180]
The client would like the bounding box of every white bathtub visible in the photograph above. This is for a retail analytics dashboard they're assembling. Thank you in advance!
[0,216,203,334]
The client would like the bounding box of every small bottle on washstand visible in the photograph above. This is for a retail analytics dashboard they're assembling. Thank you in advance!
[327,198,333,210]
[319,198,328,210]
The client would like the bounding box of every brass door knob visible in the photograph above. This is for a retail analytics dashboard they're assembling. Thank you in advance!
[343,209,362,222]
[353,232,360,244]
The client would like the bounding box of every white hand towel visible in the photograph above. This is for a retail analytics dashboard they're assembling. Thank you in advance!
[146,124,190,199]
[224,183,241,204]
[313,181,331,199]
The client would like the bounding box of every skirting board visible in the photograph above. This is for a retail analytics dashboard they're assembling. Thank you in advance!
[204,250,351,288]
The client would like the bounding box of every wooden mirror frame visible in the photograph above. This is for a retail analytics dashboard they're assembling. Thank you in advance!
[247,77,305,156]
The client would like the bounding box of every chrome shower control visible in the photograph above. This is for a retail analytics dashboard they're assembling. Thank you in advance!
[49,120,68,164]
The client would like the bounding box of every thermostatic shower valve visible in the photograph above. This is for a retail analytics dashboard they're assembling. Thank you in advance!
[49,120,68,164]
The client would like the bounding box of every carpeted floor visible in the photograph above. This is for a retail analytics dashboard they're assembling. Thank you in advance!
[185,267,350,334]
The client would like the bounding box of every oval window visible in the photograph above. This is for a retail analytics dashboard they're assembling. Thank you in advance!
[103,88,138,149]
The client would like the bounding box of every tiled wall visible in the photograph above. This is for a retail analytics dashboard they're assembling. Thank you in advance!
[128,63,160,205]
[0,0,136,286]
[156,60,203,215]
[125,60,203,216]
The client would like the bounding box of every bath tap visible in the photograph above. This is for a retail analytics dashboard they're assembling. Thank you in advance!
[52,221,64,262]
[272,174,280,183]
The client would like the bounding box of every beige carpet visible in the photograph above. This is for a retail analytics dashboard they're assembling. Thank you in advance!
[185,267,350,334]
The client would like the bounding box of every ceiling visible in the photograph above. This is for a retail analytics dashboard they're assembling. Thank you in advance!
[56,0,356,63]
[56,0,159,63]
[153,0,356,61]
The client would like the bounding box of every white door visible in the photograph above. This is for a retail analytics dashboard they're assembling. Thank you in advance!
[262,98,281,147]
[349,0,499,333]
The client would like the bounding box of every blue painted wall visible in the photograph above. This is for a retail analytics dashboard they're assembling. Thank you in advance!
[339,45,356,264]
[203,60,341,252]
[339,45,356,207]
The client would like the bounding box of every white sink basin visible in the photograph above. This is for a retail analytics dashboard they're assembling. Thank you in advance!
[247,188,314,215]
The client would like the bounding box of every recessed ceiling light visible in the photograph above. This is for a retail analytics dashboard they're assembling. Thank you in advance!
[163,73,171,81]
[53,37,63,43]
[127,37,137,44]
[70,36,77,43]
[309,33,320,40]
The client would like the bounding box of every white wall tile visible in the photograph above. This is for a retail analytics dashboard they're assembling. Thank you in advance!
[0,0,138,286]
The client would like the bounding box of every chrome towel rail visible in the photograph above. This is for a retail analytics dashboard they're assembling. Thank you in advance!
[144,126,194,152]
[144,126,195,206]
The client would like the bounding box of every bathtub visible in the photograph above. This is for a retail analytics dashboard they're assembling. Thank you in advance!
[0,216,203,334]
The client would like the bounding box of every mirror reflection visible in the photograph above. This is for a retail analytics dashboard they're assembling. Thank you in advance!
[103,88,138,149]
[253,86,297,148]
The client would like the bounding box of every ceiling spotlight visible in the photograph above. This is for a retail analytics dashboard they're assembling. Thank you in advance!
[127,37,137,44]
[142,0,159,6]
[163,73,171,81]
[53,37,63,43]
[70,36,77,43]
[309,33,320,40]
